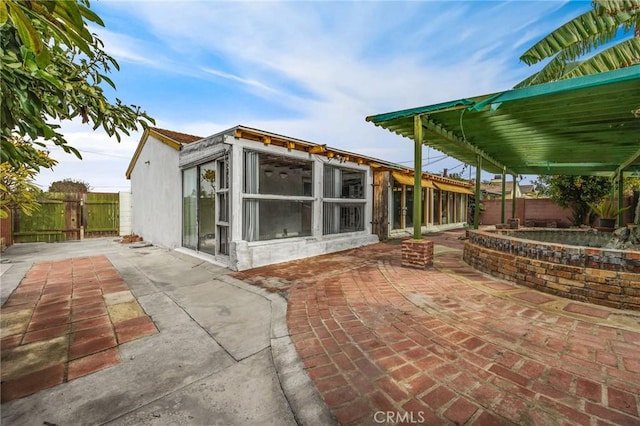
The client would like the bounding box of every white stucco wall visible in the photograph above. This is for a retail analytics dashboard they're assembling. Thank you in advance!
[118,191,132,236]
[130,136,183,248]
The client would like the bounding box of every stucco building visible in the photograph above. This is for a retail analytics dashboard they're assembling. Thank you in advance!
[126,126,473,271]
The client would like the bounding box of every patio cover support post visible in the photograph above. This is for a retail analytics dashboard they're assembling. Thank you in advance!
[512,175,517,219]
[413,115,423,239]
[618,170,624,226]
[474,155,482,229]
[500,167,506,223]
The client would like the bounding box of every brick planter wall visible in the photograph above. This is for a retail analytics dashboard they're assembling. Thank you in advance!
[463,230,640,311]
[402,239,434,269]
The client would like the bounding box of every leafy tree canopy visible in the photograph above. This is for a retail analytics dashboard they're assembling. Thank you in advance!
[48,178,92,193]
[0,137,56,218]
[517,0,639,87]
[533,175,612,225]
[0,0,154,171]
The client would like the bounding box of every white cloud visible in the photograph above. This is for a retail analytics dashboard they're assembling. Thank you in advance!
[32,1,591,191]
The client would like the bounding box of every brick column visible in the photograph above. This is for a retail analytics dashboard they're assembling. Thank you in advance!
[401,239,434,269]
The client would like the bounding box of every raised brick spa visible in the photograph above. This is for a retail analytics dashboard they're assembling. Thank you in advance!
[463,229,640,311]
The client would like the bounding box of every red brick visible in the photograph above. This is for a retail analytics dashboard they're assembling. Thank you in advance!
[405,374,437,397]
[71,305,108,322]
[471,410,511,426]
[376,376,409,402]
[114,316,157,344]
[623,358,640,373]
[67,348,121,380]
[72,315,112,332]
[322,385,358,407]
[1,334,24,349]
[22,324,69,344]
[469,384,502,407]
[68,334,117,360]
[448,372,480,394]
[370,390,396,412]
[303,354,332,369]
[575,377,601,403]
[314,374,348,393]
[389,363,420,382]
[517,359,546,380]
[307,363,339,380]
[354,357,383,378]
[331,396,369,425]
[585,401,639,425]
[430,364,460,383]
[0,364,64,402]
[443,397,479,425]
[607,386,638,417]
[459,336,485,351]
[422,385,456,409]
[547,367,574,392]
[493,394,529,424]
[331,352,355,371]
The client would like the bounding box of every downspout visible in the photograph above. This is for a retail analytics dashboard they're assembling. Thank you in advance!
[618,170,624,226]
[413,115,423,239]
[474,155,482,229]
[511,175,517,219]
[500,167,506,223]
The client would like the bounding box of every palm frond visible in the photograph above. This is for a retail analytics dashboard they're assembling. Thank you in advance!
[562,37,640,78]
[520,8,636,65]
[594,0,640,15]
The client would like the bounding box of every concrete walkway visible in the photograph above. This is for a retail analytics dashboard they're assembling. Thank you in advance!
[234,230,640,425]
[1,239,332,426]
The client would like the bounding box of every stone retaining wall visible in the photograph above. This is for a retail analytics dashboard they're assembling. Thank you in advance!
[463,230,640,311]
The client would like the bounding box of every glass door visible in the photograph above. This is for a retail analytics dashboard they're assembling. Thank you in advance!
[198,162,216,255]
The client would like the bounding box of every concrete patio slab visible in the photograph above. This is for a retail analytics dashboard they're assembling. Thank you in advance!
[1,238,330,426]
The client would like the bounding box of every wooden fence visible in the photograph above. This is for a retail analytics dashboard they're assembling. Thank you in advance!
[11,192,119,243]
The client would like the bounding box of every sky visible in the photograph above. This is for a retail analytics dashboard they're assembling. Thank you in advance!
[33,0,594,192]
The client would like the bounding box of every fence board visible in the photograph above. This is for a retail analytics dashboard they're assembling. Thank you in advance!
[12,192,120,242]
[13,199,66,242]
[85,193,119,237]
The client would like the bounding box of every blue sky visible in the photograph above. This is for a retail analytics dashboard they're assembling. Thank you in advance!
[34,0,593,192]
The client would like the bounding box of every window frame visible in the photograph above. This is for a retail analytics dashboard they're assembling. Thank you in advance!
[322,164,367,235]
[242,149,314,242]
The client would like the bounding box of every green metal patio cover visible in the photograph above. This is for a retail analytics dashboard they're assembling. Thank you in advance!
[366,65,640,177]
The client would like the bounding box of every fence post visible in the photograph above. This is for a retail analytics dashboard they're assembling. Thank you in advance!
[80,199,84,240]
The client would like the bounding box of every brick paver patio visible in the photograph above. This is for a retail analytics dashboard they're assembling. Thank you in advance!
[234,230,640,425]
[0,256,157,402]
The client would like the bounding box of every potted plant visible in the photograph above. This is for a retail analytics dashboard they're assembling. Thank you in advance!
[588,196,630,229]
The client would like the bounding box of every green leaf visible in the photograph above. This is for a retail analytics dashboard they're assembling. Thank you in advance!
[9,3,44,56]
[0,0,8,25]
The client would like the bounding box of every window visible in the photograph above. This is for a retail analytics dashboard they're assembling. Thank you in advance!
[242,150,313,242]
[182,168,198,249]
[182,157,229,255]
[323,166,365,235]
[198,162,216,255]
[216,158,229,254]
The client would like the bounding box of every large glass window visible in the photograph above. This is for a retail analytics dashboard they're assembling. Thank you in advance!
[182,168,198,249]
[243,150,313,242]
[198,162,216,255]
[243,199,312,241]
[323,166,365,235]
[182,158,229,255]
[244,151,313,196]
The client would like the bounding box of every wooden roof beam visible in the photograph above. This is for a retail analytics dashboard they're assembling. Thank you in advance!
[612,146,640,178]
[421,117,517,176]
